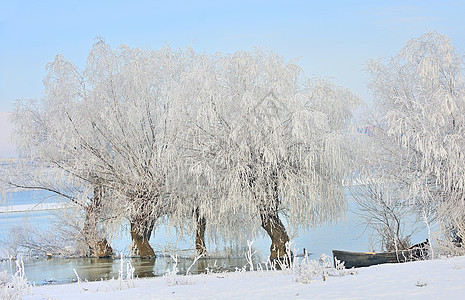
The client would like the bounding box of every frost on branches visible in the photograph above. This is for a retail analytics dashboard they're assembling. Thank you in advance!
[169,49,360,258]
[9,41,182,257]
[4,41,360,258]
[361,32,465,253]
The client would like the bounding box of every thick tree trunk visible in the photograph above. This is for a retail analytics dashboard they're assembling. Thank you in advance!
[82,211,113,257]
[82,185,113,258]
[259,174,291,260]
[130,218,156,258]
[260,210,290,259]
[195,208,207,256]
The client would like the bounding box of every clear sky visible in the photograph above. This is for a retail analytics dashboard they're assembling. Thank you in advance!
[0,0,464,157]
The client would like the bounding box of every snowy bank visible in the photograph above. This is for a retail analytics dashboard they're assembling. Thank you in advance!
[0,203,69,213]
[22,255,465,299]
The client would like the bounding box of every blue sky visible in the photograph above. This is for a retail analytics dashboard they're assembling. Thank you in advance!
[0,0,464,156]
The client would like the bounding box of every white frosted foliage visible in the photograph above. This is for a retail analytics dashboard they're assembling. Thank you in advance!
[361,32,465,249]
[5,41,360,247]
[170,49,360,237]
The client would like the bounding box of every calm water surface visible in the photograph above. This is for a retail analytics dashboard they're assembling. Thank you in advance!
[0,255,261,285]
[0,189,428,285]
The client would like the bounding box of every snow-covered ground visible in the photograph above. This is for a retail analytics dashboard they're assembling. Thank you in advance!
[0,202,69,213]
[21,255,465,299]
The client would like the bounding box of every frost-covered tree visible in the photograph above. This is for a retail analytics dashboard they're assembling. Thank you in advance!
[4,97,113,257]
[362,32,465,252]
[7,41,360,259]
[0,161,106,257]
[8,41,186,258]
[171,49,360,258]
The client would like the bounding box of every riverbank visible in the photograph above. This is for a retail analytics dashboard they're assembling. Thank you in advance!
[21,255,465,299]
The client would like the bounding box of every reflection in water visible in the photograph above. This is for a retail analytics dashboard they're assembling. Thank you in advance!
[196,259,208,274]
[76,258,115,281]
[132,258,156,277]
[0,253,262,286]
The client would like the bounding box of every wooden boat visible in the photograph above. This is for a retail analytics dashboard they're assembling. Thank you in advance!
[333,240,429,269]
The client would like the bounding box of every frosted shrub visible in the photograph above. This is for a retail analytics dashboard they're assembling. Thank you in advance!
[259,241,295,272]
[294,257,321,283]
[164,254,196,286]
[126,261,135,288]
[334,258,349,276]
[334,257,357,276]
[0,259,31,300]
[117,253,124,290]
[164,254,179,286]
[117,253,136,290]
[239,241,356,283]
[186,254,205,276]
[293,253,357,284]
[245,240,258,271]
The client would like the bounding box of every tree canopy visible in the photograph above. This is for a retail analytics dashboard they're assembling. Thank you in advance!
[6,41,360,258]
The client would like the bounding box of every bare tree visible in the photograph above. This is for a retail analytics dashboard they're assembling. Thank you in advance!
[351,182,424,251]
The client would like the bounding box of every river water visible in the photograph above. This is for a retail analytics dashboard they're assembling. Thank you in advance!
[0,189,428,285]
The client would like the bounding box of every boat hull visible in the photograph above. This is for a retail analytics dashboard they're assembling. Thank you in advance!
[332,248,427,269]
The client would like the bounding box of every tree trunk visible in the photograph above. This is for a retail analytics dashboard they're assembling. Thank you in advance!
[259,174,291,260]
[82,211,113,257]
[82,185,113,258]
[195,208,207,256]
[130,218,156,258]
[260,210,290,259]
